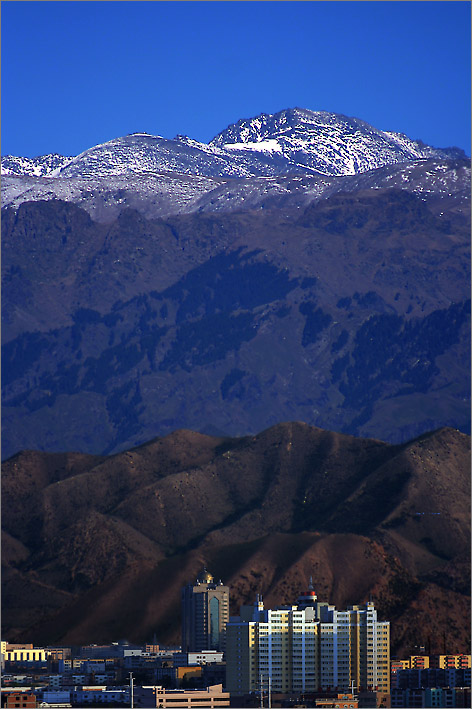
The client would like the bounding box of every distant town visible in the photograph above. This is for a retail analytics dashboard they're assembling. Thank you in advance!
[1,569,470,708]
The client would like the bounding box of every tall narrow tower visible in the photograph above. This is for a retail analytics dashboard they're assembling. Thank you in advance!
[181,568,230,652]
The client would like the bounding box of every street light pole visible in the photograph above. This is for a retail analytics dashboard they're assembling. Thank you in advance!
[129,671,134,709]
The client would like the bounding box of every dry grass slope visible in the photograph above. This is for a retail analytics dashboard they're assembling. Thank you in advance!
[1,423,469,655]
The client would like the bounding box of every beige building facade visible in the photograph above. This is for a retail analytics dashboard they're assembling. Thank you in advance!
[134,683,230,708]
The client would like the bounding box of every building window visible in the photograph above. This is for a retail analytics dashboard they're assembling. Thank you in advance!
[210,597,220,648]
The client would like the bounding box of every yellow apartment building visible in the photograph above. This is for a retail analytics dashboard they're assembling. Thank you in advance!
[434,654,471,669]
[2,644,47,664]
[391,654,471,670]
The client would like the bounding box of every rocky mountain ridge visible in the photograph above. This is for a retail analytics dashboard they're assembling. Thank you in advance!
[1,153,73,178]
[3,107,466,181]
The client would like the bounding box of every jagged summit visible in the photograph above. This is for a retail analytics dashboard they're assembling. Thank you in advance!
[210,106,464,175]
[1,153,73,177]
[210,107,358,145]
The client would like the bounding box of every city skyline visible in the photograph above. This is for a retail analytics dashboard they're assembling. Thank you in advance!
[2,570,470,705]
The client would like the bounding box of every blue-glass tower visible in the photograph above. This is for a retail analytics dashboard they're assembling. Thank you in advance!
[181,568,230,652]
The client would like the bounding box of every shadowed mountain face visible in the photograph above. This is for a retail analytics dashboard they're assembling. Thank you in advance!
[2,186,470,460]
[1,423,470,656]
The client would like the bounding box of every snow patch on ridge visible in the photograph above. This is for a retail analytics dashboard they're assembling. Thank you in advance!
[223,139,283,154]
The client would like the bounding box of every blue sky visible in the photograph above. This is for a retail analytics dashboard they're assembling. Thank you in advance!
[1,1,470,157]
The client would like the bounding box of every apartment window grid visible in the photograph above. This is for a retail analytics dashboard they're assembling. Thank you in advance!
[227,599,389,694]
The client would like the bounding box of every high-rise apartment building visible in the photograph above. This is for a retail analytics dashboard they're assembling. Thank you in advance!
[181,568,229,653]
[226,582,390,696]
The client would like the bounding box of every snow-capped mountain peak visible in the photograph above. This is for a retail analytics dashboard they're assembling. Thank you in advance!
[2,107,466,182]
[209,107,465,176]
[2,108,468,222]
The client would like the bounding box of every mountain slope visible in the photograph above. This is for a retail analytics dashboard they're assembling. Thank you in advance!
[1,423,469,655]
[2,108,470,459]
[3,156,469,224]
[2,188,469,459]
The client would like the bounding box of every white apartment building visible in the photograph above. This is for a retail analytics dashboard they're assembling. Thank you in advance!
[226,582,390,696]
[317,602,390,692]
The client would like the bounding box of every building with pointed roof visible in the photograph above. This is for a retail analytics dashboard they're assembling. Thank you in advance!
[181,568,229,653]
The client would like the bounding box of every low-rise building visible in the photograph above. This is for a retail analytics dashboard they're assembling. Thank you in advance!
[391,686,471,708]
[391,666,471,690]
[2,645,48,671]
[173,651,224,666]
[134,683,230,708]
[2,676,34,686]
[314,694,359,708]
[71,687,129,704]
[409,656,430,669]
[123,651,161,671]
[391,654,471,672]
[4,692,37,708]
[431,655,471,670]
[155,664,203,687]
[40,691,72,704]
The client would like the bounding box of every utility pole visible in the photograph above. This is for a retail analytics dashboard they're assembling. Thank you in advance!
[129,671,134,709]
